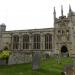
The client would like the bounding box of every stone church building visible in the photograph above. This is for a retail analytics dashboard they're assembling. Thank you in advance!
[0,5,75,64]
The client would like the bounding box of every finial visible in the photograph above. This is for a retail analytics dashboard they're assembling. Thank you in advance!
[53,6,56,23]
[54,6,56,13]
[61,5,63,16]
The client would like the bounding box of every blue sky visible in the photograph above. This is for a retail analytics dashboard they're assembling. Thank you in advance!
[0,0,74,30]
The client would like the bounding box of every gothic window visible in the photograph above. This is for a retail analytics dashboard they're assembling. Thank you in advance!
[66,30,69,38]
[13,35,19,49]
[58,30,61,35]
[23,34,29,49]
[33,34,40,49]
[45,34,52,49]
[62,30,64,35]
[58,30,60,33]
[66,30,69,32]
[66,30,69,34]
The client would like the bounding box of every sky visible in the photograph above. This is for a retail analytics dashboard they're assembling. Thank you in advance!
[0,0,75,30]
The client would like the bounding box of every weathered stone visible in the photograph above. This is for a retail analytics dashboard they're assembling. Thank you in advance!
[0,59,6,65]
[63,64,75,75]
[32,51,41,70]
[8,52,32,65]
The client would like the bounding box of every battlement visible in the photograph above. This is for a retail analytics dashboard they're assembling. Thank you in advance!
[55,16,69,24]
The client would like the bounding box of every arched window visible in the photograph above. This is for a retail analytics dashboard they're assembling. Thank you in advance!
[45,34,52,49]
[13,35,19,49]
[33,34,40,49]
[23,34,29,49]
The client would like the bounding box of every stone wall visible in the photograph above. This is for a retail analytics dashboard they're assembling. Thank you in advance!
[8,52,32,65]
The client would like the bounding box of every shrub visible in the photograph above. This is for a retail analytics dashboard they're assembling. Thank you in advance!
[0,50,10,59]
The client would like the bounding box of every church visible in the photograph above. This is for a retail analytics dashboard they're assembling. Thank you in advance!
[0,5,75,64]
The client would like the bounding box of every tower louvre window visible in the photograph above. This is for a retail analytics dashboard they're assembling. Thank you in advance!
[62,30,64,34]
[66,30,69,35]
[66,30,69,32]
[58,30,60,33]
[58,30,61,34]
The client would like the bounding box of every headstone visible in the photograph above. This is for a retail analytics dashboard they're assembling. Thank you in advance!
[0,59,6,65]
[45,53,49,59]
[32,51,40,70]
[71,57,75,65]
[8,54,16,65]
[56,54,61,64]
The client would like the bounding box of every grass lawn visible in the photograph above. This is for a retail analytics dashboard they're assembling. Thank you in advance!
[0,57,73,75]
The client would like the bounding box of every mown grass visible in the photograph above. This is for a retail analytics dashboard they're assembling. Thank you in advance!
[0,57,73,75]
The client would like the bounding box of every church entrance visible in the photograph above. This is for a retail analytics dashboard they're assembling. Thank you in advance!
[61,46,69,57]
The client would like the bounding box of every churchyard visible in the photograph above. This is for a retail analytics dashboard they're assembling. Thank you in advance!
[0,56,73,75]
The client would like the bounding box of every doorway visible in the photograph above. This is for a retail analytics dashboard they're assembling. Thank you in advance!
[61,46,69,57]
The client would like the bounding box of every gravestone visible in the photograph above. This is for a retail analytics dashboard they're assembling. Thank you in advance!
[0,59,6,65]
[71,57,75,65]
[8,54,16,65]
[32,51,41,70]
[45,53,49,59]
[56,54,61,64]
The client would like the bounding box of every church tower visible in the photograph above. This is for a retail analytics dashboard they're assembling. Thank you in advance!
[54,5,75,56]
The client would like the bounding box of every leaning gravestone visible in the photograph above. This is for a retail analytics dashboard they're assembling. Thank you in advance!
[32,51,41,70]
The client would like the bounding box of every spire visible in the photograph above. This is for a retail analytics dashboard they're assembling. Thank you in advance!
[53,6,56,23]
[61,5,63,16]
[54,6,56,14]
[69,4,72,13]
[68,4,73,17]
